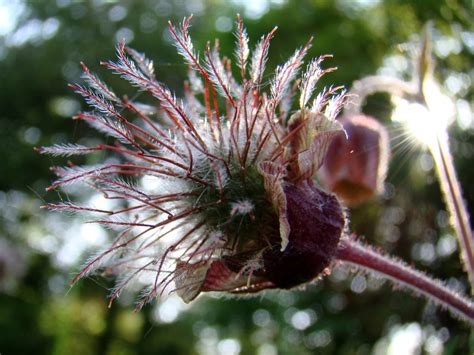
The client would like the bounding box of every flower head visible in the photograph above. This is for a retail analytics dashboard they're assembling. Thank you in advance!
[39,15,348,307]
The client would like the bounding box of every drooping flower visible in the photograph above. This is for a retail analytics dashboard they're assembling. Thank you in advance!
[318,114,390,206]
[38,15,348,307]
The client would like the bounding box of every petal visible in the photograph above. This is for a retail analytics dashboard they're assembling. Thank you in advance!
[202,260,247,291]
[258,161,290,251]
[175,255,273,301]
[202,258,273,293]
[287,109,344,180]
[174,261,209,303]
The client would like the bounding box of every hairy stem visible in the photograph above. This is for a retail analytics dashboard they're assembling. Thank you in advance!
[335,236,474,324]
[429,131,474,291]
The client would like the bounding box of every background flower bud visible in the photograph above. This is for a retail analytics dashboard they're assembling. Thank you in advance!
[318,114,390,206]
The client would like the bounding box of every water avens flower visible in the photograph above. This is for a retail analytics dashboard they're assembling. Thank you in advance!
[318,114,390,206]
[38,16,473,324]
[39,16,347,306]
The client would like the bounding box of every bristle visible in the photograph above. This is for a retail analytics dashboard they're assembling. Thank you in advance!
[234,14,249,79]
[299,55,334,109]
[125,46,156,80]
[79,113,135,145]
[250,27,277,87]
[168,16,204,73]
[81,62,120,103]
[37,143,100,157]
[271,39,312,103]
[203,42,236,106]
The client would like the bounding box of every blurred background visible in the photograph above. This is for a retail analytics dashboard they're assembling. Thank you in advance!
[0,0,473,354]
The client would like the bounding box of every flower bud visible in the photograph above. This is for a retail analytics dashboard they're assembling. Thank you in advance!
[318,114,390,206]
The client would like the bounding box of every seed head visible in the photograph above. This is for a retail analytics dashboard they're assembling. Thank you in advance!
[39,15,348,307]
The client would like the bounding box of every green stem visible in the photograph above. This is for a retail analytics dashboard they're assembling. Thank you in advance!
[429,131,474,291]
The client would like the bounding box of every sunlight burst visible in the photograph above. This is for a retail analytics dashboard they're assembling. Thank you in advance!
[392,80,454,148]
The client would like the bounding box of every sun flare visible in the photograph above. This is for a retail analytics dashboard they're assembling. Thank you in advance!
[391,80,454,148]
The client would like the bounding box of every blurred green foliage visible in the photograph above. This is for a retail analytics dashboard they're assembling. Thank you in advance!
[0,0,473,354]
